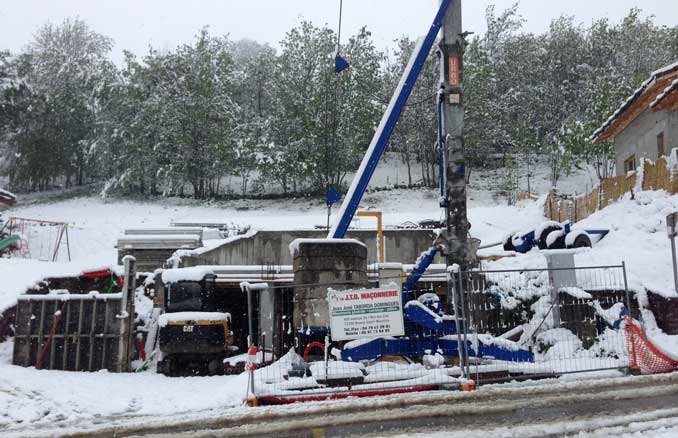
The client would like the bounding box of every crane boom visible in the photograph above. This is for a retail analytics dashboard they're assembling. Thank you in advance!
[328,0,453,239]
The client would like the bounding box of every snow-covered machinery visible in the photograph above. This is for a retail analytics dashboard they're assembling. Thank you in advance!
[502,221,609,253]
[339,247,534,364]
[287,0,534,367]
[156,271,237,376]
[339,292,533,363]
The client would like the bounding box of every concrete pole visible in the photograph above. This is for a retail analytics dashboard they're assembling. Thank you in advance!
[440,0,469,270]
[440,0,471,375]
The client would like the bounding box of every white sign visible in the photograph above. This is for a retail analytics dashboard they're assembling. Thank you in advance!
[327,287,405,341]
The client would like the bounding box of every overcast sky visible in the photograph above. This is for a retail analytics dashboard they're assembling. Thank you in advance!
[1,0,676,64]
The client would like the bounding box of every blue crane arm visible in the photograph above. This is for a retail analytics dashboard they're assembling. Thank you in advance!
[328,0,453,239]
[404,246,438,296]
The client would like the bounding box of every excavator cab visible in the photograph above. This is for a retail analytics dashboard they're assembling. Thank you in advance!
[157,274,236,376]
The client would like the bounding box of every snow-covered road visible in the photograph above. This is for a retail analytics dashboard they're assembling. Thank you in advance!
[60,372,678,438]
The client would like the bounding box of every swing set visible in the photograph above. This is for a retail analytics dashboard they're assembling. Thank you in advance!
[0,217,71,262]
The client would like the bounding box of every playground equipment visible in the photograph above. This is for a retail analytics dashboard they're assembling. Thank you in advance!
[0,217,71,261]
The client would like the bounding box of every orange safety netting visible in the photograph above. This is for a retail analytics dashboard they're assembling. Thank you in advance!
[624,316,678,374]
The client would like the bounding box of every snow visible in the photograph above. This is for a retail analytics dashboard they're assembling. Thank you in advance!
[560,286,593,300]
[0,351,250,436]
[545,228,564,247]
[565,229,590,247]
[651,78,678,108]
[157,312,230,327]
[1,166,678,432]
[422,353,445,368]
[160,266,214,283]
[16,292,123,301]
[118,234,201,242]
[404,299,443,323]
[0,260,120,312]
[308,361,365,380]
[288,238,366,256]
[0,187,17,200]
[593,301,626,326]
[535,220,561,239]
[487,190,678,299]
[477,334,522,352]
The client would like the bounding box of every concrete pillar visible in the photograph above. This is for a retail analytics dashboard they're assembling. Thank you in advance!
[291,239,368,330]
[544,250,577,328]
[378,263,403,293]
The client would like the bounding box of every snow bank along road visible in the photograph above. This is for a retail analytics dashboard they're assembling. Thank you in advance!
[59,373,678,438]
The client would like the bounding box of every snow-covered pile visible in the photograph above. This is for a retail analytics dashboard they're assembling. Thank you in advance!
[489,190,678,298]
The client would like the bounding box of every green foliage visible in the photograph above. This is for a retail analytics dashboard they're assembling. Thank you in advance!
[1,7,677,197]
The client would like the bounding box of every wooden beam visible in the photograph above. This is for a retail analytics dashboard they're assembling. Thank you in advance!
[653,87,678,112]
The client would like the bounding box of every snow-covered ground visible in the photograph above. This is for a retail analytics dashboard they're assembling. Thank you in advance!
[1,161,678,436]
[0,187,545,312]
[483,190,678,297]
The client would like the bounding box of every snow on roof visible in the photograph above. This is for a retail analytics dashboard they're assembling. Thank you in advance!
[161,267,214,283]
[117,234,201,242]
[592,61,678,142]
[0,187,17,203]
[650,78,678,109]
[288,238,367,257]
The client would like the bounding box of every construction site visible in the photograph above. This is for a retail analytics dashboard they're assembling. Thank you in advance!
[1,1,678,437]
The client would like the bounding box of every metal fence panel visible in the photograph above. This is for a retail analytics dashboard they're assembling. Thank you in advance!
[456,264,635,383]
[13,294,125,372]
[243,264,635,402]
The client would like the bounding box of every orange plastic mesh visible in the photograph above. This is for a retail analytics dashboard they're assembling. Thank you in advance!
[624,316,678,374]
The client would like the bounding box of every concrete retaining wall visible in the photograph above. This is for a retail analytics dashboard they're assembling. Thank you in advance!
[180,229,439,267]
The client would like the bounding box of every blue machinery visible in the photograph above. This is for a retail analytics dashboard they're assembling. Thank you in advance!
[327,0,453,240]
[319,0,535,365]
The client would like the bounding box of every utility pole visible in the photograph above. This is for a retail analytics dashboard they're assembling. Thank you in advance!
[440,0,470,269]
[439,0,472,377]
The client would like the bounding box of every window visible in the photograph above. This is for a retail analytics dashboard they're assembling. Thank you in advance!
[658,132,666,157]
[624,154,636,173]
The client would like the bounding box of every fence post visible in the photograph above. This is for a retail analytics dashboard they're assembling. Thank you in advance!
[448,267,470,377]
[457,272,471,378]
[240,281,269,404]
[116,255,136,373]
[667,213,678,294]
[621,261,633,319]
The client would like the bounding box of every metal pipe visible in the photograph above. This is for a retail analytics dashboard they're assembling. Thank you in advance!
[356,211,385,262]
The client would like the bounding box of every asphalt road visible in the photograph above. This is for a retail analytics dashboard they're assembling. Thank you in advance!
[83,373,678,438]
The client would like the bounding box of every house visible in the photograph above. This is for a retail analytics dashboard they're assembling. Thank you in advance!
[592,62,678,175]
